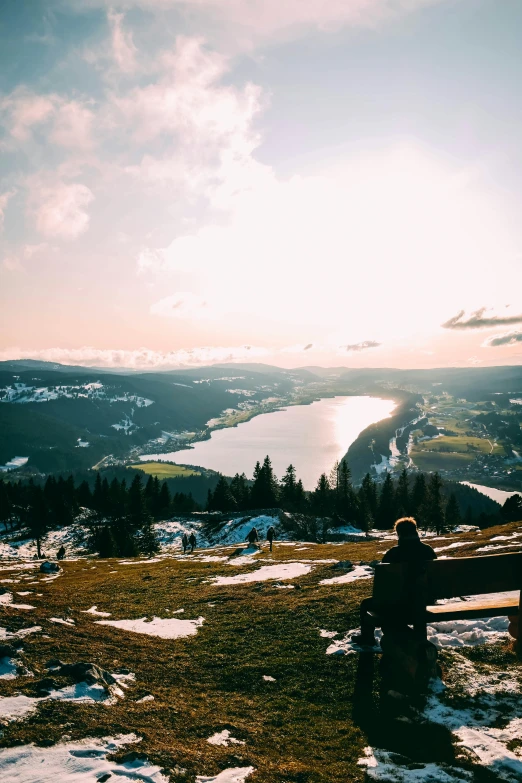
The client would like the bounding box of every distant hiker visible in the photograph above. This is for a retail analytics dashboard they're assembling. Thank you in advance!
[57,545,65,560]
[181,533,189,554]
[246,526,259,546]
[189,532,197,553]
[266,525,275,552]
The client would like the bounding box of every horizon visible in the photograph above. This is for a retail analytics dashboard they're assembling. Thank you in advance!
[1,1,522,370]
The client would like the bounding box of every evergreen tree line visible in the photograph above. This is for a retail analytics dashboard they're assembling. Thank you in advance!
[0,472,198,558]
[207,458,515,534]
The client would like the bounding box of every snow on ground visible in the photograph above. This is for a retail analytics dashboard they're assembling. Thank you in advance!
[196,768,255,783]
[427,617,510,648]
[0,626,41,640]
[476,543,522,552]
[0,524,90,560]
[0,657,31,680]
[81,605,111,617]
[434,541,472,553]
[210,562,312,586]
[319,565,374,586]
[207,730,245,747]
[0,592,35,610]
[0,675,132,722]
[49,617,75,626]
[0,456,29,472]
[358,746,473,782]
[0,733,170,783]
[95,616,204,639]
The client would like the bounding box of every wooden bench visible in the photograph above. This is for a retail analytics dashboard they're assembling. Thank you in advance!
[371,552,522,659]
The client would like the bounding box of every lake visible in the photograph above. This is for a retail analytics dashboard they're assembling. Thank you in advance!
[140,395,396,489]
[460,481,520,505]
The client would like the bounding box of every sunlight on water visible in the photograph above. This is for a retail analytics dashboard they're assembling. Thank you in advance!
[141,395,395,489]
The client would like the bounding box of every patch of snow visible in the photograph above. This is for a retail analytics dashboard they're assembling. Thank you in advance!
[319,564,373,586]
[196,765,255,781]
[434,541,471,553]
[82,605,111,617]
[358,746,473,782]
[207,730,245,747]
[0,456,29,472]
[0,626,41,640]
[262,675,276,682]
[427,617,510,648]
[476,543,522,552]
[319,630,338,639]
[0,592,35,610]
[95,615,204,639]
[49,617,75,626]
[0,733,169,782]
[137,694,155,703]
[211,562,312,586]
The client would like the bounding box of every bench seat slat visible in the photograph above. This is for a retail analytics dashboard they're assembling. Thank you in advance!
[426,597,518,621]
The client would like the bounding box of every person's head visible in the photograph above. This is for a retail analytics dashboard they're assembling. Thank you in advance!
[394,517,418,540]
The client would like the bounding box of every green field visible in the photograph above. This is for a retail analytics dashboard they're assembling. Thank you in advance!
[410,449,475,472]
[418,435,492,454]
[129,461,201,478]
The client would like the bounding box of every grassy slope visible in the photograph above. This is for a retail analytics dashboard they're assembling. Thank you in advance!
[1,523,521,781]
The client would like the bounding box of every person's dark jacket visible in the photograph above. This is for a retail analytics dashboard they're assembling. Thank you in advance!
[382,532,436,564]
[381,532,437,608]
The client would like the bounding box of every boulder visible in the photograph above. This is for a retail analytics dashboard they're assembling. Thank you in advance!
[58,661,116,686]
[39,561,61,574]
[0,643,16,659]
[334,560,353,570]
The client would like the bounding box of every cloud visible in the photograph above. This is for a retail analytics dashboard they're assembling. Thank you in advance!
[343,340,381,352]
[441,308,522,330]
[0,190,15,232]
[108,9,137,72]
[483,331,522,348]
[0,344,269,369]
[0,88,94,149]
[150,292,216,320]
[68,0,447,47]
[0,88,55,140]
[49,101,94,149]
[32,182,94,239]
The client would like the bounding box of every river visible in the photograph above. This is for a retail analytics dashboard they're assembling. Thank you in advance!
[140,395,396,489]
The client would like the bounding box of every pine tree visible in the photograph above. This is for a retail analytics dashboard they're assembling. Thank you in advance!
[209,475,237,512]
[335,460,357,523]
[425,473,445,534]
[376,472,396,530]
[411,473,427,527]
[501,494,522,523]
[230,473,250,510]
[76,480,92,508]
[25,485,48,558]
[0,481,12,532]
[445,493,461,530]
[294,479,308,512]
[280,464,297,510]
[158,482,171,517]
[396,468,410,517]
[312,473,331,517]
[360,473,378,520]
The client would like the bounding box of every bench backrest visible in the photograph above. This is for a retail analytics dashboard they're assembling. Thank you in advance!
[373,552,522,604]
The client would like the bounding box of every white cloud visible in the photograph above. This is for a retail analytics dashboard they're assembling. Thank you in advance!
[108,9,137,72]
[50,101,94,149]
[0,88,55,140]
[0,344,269,369]
[69,1,447,47]
[32,182,94,239]
[0,190,15,232]
[150,292,217,320]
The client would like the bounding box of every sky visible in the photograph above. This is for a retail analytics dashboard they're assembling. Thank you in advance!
[1,0,522,371]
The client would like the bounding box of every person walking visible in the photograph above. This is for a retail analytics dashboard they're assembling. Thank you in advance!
[57,545,65,560]
[266,525,275,552]
[181,532,189,554]
[189,531,197,553]
[246,526,259,546]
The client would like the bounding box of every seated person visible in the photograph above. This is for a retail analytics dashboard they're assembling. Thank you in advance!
[353,517,437,647]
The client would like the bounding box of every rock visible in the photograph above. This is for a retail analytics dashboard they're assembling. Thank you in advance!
[32,677,58,696]
[39,561,61,574]
[45,658,65,670]
[0,644,16,659]
[58,662,116,686]
[334,560,353,570]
